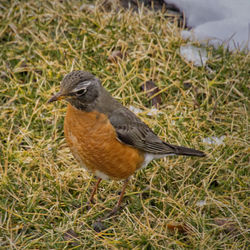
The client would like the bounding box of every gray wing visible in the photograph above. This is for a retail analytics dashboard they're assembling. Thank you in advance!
[109,107,206,157]
[109,108,177,154]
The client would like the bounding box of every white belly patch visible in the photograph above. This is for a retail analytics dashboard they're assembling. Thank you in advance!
[94,170,110,180]
[141,153,176,169]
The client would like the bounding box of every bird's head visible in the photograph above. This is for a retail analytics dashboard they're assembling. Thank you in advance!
[48,71,101,108]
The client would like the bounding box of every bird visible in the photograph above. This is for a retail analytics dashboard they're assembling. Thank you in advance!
[48,70,205,218]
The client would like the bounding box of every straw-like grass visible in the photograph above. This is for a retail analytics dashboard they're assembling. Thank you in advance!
[0,0,249,248]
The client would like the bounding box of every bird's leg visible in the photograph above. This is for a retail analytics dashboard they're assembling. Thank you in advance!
[105,178,129,218]
[92,179,129,232]
[89,178,102,204]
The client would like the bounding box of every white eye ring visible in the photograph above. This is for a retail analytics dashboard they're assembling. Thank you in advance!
[75,88,87,97]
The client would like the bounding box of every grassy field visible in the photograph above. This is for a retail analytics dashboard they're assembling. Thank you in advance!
[0,0,249,249]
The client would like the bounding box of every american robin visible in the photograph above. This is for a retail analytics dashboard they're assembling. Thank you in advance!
[48,70,205,217]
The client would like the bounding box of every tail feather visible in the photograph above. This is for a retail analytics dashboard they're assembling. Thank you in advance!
[164,142,206,157]
[174,145,205,157]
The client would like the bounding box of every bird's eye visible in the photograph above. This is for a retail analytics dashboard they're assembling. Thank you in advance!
[75,88,87,97]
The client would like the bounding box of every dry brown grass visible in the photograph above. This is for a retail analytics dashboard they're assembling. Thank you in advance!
[0,0,249,249]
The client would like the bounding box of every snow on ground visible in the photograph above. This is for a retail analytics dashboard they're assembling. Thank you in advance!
[180,44,207,66]
[165,0,250,51]
[202,136,225,145]
[128,105,162,116]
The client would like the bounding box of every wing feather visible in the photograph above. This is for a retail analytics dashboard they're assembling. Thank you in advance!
[109,107,205,157]
[109,108,176,154]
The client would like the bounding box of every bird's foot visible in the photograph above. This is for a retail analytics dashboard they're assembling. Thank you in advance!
[92,205,125,232]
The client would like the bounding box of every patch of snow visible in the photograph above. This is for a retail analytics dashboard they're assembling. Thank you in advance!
[128,105,162,116]
[128,105,143,115]
[202,136,225,145]
[165,0,250,51]
[196,200,207,207]
[180,44,208,66]
[146,107,162,116]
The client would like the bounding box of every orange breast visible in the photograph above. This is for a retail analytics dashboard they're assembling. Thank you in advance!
[64,104,144,180]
